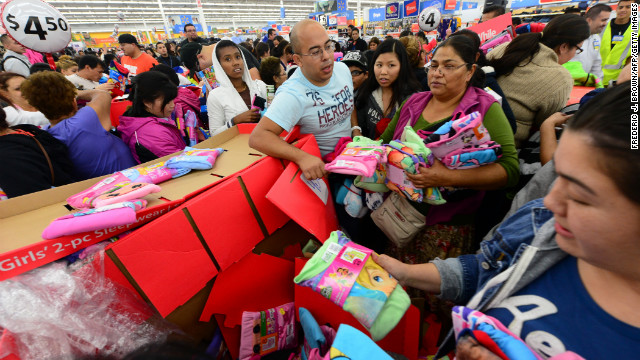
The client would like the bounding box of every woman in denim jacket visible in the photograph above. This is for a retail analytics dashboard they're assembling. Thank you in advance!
[376,82,640,359]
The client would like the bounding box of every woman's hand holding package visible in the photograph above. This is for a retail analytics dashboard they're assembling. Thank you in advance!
[406,158,452,189]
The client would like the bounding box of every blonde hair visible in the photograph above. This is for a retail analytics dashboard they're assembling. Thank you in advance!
[398,36,421,68]
[56,58,78,71]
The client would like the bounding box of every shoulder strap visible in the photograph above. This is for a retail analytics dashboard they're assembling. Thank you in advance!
[31,135,55,185]
[3,55,31,69]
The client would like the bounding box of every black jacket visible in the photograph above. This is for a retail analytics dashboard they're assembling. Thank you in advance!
[178,37,209,48]
[0,125,75,198]
[157,55,181,68]
[347,38,368,52]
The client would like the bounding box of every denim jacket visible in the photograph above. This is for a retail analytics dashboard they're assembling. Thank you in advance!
[432,198,568,358]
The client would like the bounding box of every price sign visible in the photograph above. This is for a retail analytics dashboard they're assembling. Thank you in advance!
[1,0,71,53]
[419,6,441,32]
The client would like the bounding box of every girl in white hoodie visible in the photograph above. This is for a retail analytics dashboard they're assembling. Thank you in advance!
[207,40,267,136]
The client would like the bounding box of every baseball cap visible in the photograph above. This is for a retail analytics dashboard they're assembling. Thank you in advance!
[118,34,138,45]
[342,51,368,71]
[180,42,203,71]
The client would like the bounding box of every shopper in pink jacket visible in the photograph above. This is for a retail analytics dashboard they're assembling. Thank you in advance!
[117,71,185,164]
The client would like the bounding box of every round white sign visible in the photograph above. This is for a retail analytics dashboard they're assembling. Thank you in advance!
[418,6,442,32]
[1,0,71,53]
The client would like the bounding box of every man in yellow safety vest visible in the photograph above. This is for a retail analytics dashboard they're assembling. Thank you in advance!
[600,0,638,85]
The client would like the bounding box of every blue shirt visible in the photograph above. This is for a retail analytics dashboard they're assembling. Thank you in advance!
[485,256,640,358]
[264,61,353,156]
[48,106,136,180]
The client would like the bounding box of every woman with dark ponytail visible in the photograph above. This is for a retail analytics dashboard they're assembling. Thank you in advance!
[378,35,519,286]
[487,14,590,146]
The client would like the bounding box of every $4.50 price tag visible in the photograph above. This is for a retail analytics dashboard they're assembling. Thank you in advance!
[1,0,71,53]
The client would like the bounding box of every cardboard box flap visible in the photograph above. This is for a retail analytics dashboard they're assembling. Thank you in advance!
[200,252,295,327]
[236,157,290,236]
[107,207,218,317]
[185,177,265,272]
[266,136,337,243]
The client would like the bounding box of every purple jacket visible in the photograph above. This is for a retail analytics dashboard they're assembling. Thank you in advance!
[392,86,498,140]
[118,115,186,164]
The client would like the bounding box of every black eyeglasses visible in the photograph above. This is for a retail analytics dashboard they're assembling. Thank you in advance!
[574,45,584,54]
[350,70,364,76]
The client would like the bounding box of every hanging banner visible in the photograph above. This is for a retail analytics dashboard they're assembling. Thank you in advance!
[328,14,338,26]
[461,2,478,9]
[466,13,512,42]
[404,0,419,17]
[444,0,457,10]
[337,0,347,11]
[370,7,386,21]
[386,2,400,19]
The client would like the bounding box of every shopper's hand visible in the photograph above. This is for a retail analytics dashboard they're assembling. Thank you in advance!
[233,109,261,124]
[372,253,409,286]
[406,159,451,189]
[96,83,115,91]
[352,129,362,138]
[297,152,327,180]
[540,112,570,131]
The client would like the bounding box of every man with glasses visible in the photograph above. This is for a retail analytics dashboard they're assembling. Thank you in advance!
[249,19,354,180]
[569,4,612,84]
[178,23,209,48]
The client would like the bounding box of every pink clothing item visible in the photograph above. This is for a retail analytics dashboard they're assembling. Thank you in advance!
[239,302,297,360]
[42,200,147,239]
[391,86,497,140]
[117,115,186,163]
[24,49,44,65]
[322,136,353,163]
[90,182,160,208]
[325,146,386,177]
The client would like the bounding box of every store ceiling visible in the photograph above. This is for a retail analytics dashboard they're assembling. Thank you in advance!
[43,0,389,31]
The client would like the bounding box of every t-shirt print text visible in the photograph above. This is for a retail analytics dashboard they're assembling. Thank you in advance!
[311,86,354,129]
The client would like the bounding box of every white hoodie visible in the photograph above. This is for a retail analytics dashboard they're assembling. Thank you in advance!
[206,43,267,135]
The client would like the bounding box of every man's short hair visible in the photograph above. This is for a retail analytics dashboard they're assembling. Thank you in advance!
[482,5,506,16]
[0,34,11,46]
[78,55,106,70]
[183,23,195,32]
[618,0,639,4]
[352,28,360,34]
[586,3,612,19]
[399,30,412,38]
[268,28,277,36]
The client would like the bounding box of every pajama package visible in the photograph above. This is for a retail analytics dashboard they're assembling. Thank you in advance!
[384,126,445,205]
[294,231,410,341]
[166,147,225,170]
[325,137,386,178]
[423,111,502,169]
[238,302,297,360]
[42,200,147,239]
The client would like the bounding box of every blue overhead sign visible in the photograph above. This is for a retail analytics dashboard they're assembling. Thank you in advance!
[386,2,400,19]
[369,7,386,21]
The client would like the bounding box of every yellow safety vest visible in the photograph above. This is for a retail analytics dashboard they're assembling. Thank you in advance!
[600,20,637,85]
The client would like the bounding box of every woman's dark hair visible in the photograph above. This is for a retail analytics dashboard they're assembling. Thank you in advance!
[274,35,285,43]
[566,81,639,204]
[215,40,241,62]
[356,39,421,114]
[489,14,589,77]
[449,29,488,67]
[259,56,282,86]
[0,72,26,92]
[149,64,180,86]
[332,40,341,54]
[369,37,380,48]
[0,107,7,132]
[432,35,485,88]
[128,71,177,117]
[271,40,290,58]
[166,41,177,56]
[255,42,269,58]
